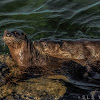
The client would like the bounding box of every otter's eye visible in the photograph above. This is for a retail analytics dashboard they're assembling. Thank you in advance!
[43,43,47,47]
[42,42,47,47]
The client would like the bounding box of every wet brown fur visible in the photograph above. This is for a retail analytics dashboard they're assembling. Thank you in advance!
[34,39,100,71]
[3,30,65,78]
[3,29,100,80]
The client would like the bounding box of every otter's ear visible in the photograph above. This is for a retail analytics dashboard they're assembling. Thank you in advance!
[25,35,27,40]
[23,33,27,40]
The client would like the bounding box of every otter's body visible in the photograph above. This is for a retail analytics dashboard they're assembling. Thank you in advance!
[34,39,100,68]
[3,29,100,76]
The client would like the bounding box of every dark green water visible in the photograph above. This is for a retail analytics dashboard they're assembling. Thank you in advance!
[0,0,100,100]
[0,0,100,43]
[0,0,100,52]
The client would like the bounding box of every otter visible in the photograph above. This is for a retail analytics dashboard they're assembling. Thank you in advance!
[33,38,100,70]
[3,29,65,77]
[3,29,100,78]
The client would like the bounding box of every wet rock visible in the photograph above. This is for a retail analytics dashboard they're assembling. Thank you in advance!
[0,76,67,100]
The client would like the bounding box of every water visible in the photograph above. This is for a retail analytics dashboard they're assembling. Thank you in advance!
[0,0,100,100]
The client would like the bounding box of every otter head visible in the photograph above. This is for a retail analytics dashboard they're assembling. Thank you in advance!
[34,40,73,59]
[3,29,28,67]
[3,29,27,48]
[34,40,61,56]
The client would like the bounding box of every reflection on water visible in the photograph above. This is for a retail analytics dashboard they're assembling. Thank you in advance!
[0,0,100,100]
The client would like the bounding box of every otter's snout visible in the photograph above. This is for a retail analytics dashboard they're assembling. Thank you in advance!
[4,30,12,37]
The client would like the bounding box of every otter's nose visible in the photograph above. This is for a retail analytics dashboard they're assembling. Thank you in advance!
[4,30,12,37]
